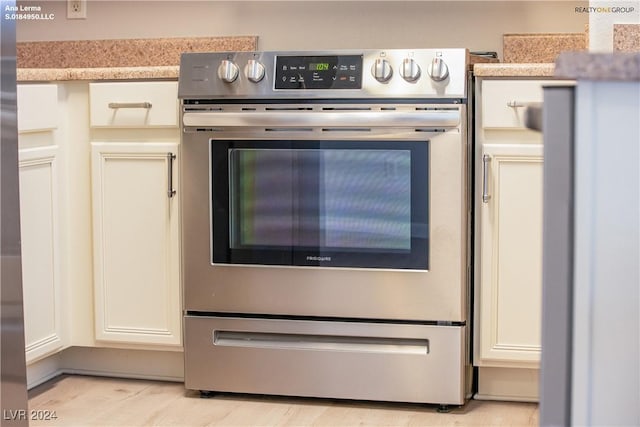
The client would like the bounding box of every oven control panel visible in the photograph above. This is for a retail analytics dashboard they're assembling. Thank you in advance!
[179,49,468,100]
[274,55,363,90]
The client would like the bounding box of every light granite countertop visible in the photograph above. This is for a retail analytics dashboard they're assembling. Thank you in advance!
[473,63,556,78]
[475,53,640,80]
[555,52,640,81]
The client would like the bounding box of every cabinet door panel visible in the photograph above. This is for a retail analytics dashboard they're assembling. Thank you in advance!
[92,142,180,346]
[478,143,543,366]
[19,146,63,362]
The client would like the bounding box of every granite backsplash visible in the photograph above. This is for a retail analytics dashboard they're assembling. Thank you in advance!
[503,33,587,63]
[614,24,640,52]
[17,36,258,69]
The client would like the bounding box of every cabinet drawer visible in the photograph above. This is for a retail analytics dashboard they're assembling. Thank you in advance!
[17,84,58,133]
[481,80,549,129]
[90,81,178,128]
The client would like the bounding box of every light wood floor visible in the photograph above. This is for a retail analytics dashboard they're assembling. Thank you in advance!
[28,375,538,426]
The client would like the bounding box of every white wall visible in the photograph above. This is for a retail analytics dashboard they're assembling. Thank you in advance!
[17,1,588,59]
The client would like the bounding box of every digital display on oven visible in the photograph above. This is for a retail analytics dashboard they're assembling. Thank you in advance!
[309,62,330,71]
[275,55,363,90]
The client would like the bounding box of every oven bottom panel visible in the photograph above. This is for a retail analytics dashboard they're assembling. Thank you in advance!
[184,315,467,405]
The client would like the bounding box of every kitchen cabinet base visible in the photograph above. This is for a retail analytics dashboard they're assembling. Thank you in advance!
[26,347,184,390]
[474,367,539,402]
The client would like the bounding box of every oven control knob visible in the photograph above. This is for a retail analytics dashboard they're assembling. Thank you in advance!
[371,58,393,83]
[217,60,239,83]
[400,58,421,82]
[244,59,265,83]
[428,57,449,82]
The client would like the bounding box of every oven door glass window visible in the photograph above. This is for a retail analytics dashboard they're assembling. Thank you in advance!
[211,140,428,270]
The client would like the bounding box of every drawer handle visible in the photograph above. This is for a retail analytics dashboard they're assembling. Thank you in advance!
[506,100,527,108]
[213,331,429,355]
[482,154,491,203]
[108,102,152,109]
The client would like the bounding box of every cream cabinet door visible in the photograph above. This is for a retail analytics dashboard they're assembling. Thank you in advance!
[19,146,64,362]
[477,143,543,367]
[91,142,181,347]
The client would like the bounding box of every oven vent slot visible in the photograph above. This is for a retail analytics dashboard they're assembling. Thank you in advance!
[265,128,314,132]
[322,128,372,132]
[415,128,448,133]
[381,107,397,111]
[183,106,224,112]
[265,107,313,111]
[183,127,222,133]
[415,107,459,111]
[213,331,430,355]
[242,107,257,111]
[321,107,372,111]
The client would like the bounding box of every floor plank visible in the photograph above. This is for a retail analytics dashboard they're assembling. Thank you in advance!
[28,375,538,426]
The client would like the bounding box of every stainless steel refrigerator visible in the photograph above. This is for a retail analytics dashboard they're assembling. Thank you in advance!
[1,1,29,425]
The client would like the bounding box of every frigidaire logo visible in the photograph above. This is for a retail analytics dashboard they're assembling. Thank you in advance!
[307,256,332,262]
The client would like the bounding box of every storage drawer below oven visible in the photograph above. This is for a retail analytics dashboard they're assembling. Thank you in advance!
[184,315,467,405]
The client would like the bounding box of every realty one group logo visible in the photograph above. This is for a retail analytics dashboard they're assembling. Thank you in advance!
[575,5,636,13]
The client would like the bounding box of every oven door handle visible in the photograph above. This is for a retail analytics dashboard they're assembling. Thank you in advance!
[182,110,461,128]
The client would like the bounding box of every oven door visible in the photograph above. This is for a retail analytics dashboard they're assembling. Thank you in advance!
[212,139,428,270]
[182,125,468,322]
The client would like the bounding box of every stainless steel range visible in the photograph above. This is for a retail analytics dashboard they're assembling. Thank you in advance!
[178,49,471,406]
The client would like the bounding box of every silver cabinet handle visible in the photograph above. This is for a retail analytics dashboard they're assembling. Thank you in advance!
[482,154,491,203]
[108,102,152,109]
[506,100,531,108]
[167,153,176,198]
